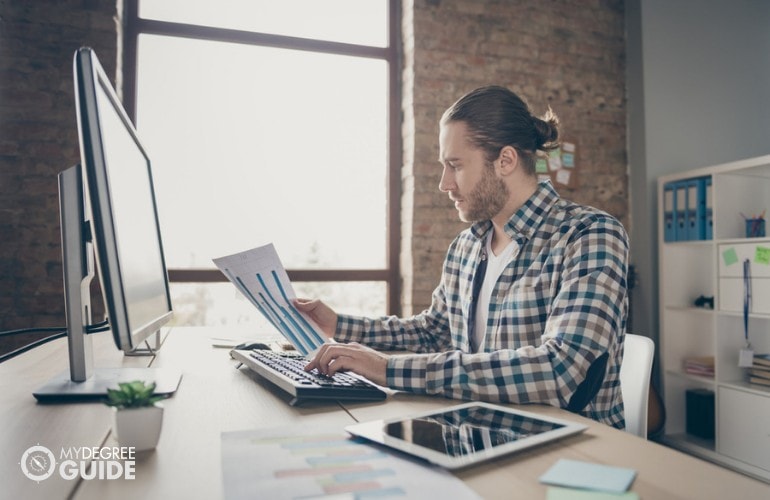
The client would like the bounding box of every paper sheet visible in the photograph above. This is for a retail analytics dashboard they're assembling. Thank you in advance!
[221,426,480,500]
[539,458,636,494]
[213,244,326,355]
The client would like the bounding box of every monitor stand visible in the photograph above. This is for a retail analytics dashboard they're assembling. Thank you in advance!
[33,367,182,402]
[32,165,181,402]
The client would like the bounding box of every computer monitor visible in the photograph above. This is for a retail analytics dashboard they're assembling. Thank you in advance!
[33,48,181,401]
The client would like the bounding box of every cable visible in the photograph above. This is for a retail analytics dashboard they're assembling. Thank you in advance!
[0,319,110,337]
[0,318,112,363]
[0,327,67,338]
[0,331,68,364]
[86,319,110,333]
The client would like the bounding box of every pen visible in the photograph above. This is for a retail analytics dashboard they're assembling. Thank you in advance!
[743,259,751,344]
[752,210,766,237]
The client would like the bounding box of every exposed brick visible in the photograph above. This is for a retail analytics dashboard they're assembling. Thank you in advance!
[401,0,627,313]
[0,0,116,354]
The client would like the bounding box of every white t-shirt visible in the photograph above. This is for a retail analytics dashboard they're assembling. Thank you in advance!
[471,232,518,352]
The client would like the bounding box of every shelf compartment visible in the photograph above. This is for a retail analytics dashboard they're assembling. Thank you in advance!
[660,244,714,310]
[714,171,770,240]
[661,374,715,436]
[661,311,715,373]
[716,315,770,383]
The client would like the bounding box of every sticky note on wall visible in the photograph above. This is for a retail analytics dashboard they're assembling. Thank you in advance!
[723,247,738,266]
[756,246,770,265]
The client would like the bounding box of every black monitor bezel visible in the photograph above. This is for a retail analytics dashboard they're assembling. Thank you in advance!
[73,47,173,352]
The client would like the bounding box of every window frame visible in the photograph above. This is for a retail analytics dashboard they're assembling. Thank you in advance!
[120,0,402,315]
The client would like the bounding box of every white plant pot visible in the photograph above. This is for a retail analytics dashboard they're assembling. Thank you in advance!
[112,403,164,452]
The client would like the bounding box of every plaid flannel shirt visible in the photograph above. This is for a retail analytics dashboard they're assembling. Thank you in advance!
[336,180,628,428]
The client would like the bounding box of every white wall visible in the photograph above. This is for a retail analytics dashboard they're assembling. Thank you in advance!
[626,0,770,374]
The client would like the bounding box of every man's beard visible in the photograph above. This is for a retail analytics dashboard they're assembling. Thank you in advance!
[460,165,509,223]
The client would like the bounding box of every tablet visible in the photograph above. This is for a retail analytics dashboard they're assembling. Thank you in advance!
[345,402,588,470]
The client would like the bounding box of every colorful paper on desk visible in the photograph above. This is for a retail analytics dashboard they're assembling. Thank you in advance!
[213,244,326,356]
[539,459,636,494]
[221,426,481,500]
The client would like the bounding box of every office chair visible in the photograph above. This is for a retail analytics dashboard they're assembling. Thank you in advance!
[619,333,655,439]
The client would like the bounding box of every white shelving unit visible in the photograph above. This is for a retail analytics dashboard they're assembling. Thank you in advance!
[658,155,770,482]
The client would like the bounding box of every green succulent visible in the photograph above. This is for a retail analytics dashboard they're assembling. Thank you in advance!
[105,380,165,409]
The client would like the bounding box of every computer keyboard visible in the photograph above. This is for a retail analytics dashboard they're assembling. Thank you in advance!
[231,348,387,406]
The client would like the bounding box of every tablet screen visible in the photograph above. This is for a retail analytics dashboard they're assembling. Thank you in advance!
[383,404,565,457]
[346,402,588,470]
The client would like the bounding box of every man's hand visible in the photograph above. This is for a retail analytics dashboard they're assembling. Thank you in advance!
[293,298,338,339]
[304,342,389,387]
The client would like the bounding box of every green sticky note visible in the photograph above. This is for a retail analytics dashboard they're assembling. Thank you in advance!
[723,247,738,266]
[756,246,770,265]
[547,487,640,500]
[535,158,548,173]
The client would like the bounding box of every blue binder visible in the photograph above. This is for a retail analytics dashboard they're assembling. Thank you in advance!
[686,179,700,240]
[704,176,713,240]
[664,176,713,241]
[664,183,676,241]
[675,181,687,241]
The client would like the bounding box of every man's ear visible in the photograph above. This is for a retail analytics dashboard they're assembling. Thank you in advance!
[497,145,519,175]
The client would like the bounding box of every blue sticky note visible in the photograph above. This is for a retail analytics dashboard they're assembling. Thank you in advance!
[539,459,636,494]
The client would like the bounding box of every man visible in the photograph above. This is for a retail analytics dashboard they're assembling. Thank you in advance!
[297,85,629,428]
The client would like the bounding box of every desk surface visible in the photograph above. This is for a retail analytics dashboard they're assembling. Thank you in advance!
[2,326,769,500]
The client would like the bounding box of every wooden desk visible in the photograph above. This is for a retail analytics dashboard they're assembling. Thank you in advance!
[2,327,769,500]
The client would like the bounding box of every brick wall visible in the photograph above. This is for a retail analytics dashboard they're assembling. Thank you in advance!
[401,0,627,314]
[0,0,627,349]
[0,0,117,353]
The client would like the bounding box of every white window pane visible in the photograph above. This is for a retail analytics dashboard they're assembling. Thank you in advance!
[293,281,386,317]
[136,35,388,270]
[169,282,386,328]
[139,0,389,47]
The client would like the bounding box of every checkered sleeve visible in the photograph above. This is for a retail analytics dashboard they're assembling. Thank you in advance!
[541,214,628,415]
[335,283,455,353]
[385,214,628,417]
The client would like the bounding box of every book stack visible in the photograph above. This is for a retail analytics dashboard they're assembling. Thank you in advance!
[683,356,715,378]
[749,354,770,387]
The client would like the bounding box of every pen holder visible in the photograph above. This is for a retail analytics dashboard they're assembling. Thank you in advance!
[745,218,766,238]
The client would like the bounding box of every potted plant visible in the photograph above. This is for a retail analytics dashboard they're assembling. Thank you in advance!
[105,381,166,451]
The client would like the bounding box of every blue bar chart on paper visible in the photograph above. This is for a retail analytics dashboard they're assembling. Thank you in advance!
[213,244,327,355]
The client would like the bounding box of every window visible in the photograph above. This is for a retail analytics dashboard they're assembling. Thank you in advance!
[122,0,401,326]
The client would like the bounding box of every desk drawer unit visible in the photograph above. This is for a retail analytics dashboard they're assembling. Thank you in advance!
[718,387,770,471]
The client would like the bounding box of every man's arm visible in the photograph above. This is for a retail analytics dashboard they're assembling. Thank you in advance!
[302,283,456,384]
[334,273,456,354]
